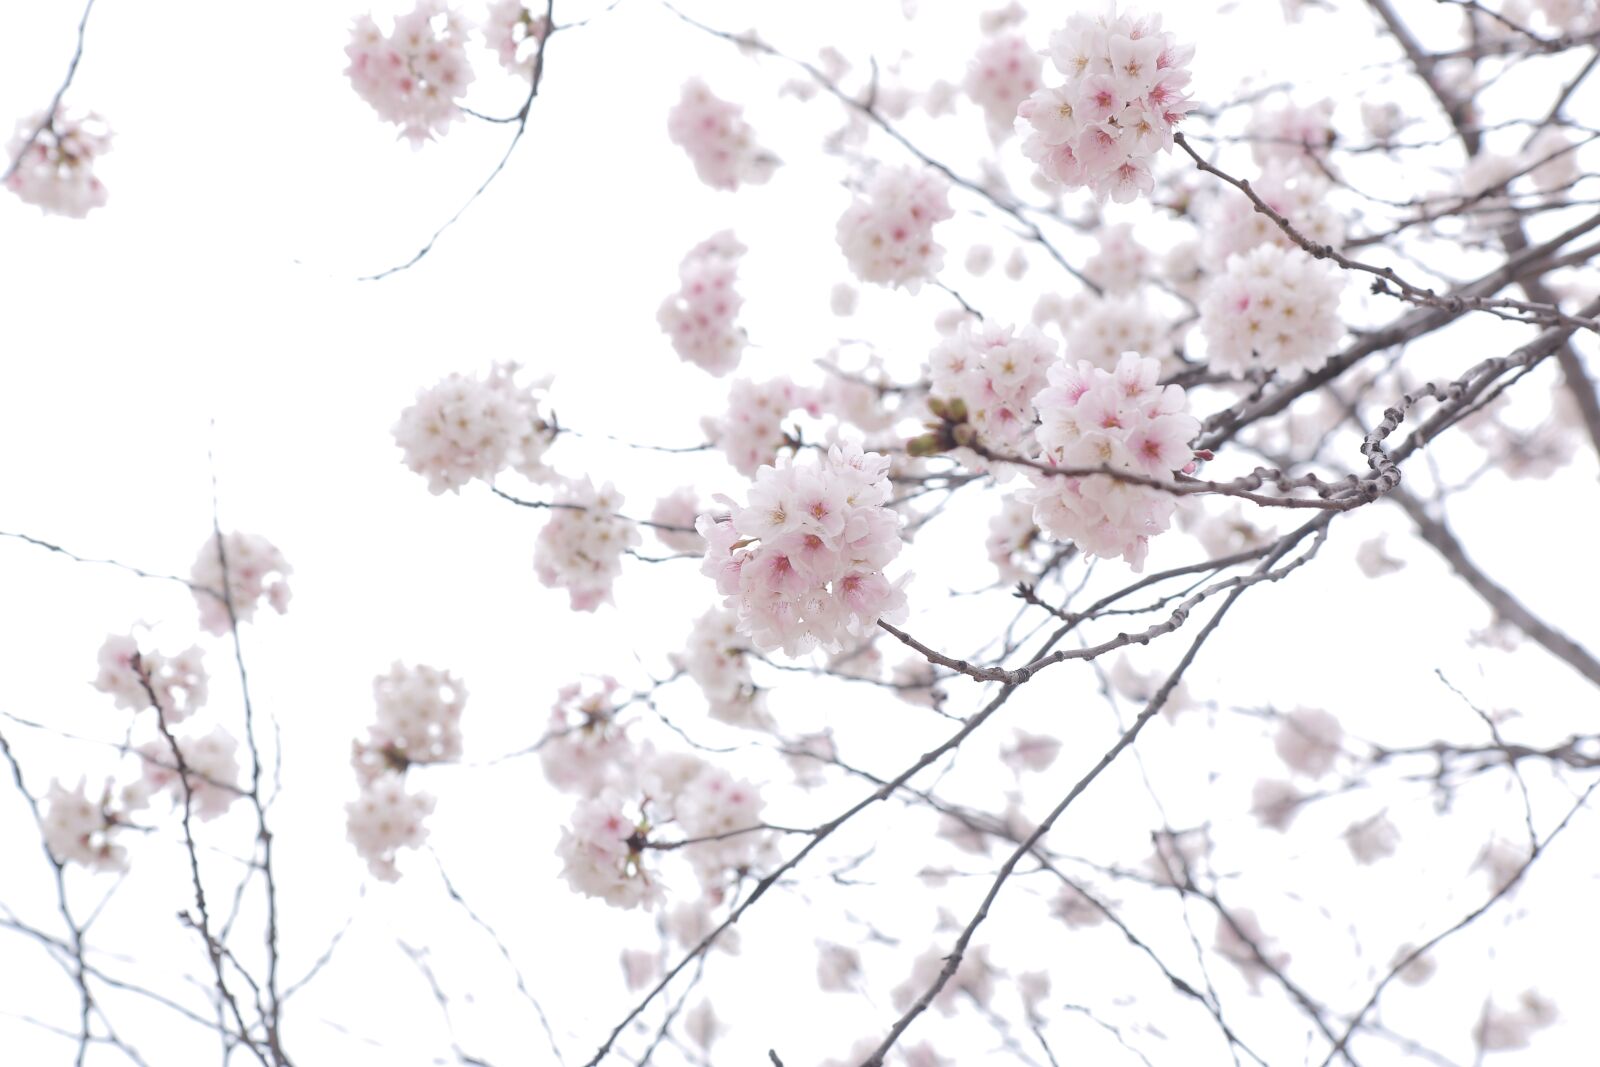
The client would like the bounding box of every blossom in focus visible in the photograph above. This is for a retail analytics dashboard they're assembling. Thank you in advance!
[1026,351,1201,570]
[698,443,907,655]
[1018,10,1195,202]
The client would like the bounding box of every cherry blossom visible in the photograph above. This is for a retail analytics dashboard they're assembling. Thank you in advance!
[1200,244,1344,378]
[701,377,818,477]
[835,165,955,292]
[533,478,640,611]
[352,663,466,783]
[1273,707,1343,778]
[41,779,131,871]
[649,487,707,554]
[657,231,747,377]
[4,108,111,217]
[965,33,1042,138]
[190,532,292,636]
[484,0,548,77]
[135,727,242,822]
[393,361,556,494]
[1026,351,1201,570]
[1018,10,1195,202]
[698,443,908,656]
[346,771,435,882]
[556,791,661,910]
[92,634,207,724]
[680,607,770,730]
[345,1,474,146]
[666,78,777,191]
[539,676,634,794]
[927,320,1056,455]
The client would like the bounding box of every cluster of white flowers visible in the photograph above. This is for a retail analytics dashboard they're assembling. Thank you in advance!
[986,495,1047,584]
[92,634,207,723]
[699,444,907,656]
[540,676,631,794]
[667,78,777,191]
[680,607,770,730]
[1083,223,1151,292]
[346,1,474,145]
[835,165,954,291]
[484,0,548,76]
[965,32,1042,137]
[1203,163,1345,262]
[1200,244,1344,378]
[1343,812,1400,864]
[42,780,130,871]
[5,108,111,217]
[1027,351,1201,570]
[1247,99,1334,168]
[134,728,242,822]
[533,478,639,611]
[346,772,436,882]
[190,532,293,636]
[353,663,466,783]
[701,377,816,476]
[393,362,556,494]
[927,320,1056,453]
[1018,10,1194,202]
[657,231,748,377]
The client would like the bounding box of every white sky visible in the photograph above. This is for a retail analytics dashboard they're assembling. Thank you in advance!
[3,0,1599,1064]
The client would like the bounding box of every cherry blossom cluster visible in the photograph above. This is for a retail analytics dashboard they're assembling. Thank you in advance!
[650,487,708,553]
[1027,351,1201,570]
[701,377,817,476]
[484,0,548,77]
[678,607,770,730]
[190,531,293,636]
[698,443,907,656]
[42,780,132,872]
[666,78,777,191]
[835,165,954,291]
[346,1,475,146]
[346,772,436,882]
[556,750,772,909]
[352,662,466,783]
[1200,244,1344,378]
[965,32,1041,138]
[558,791,661,909]
[540,676,631,794]
[134,727,241,822]
[93,634,207,724]
[394,361,556,494]
[927,321,1056,454]
[657,231,748,377]
[5,108,111,217]
[1018,10,1195,202]
[344,663,464,881]
[533,478,639,611]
